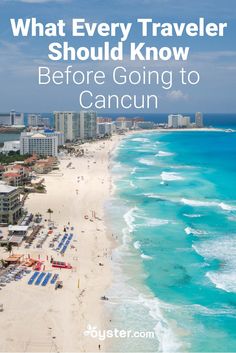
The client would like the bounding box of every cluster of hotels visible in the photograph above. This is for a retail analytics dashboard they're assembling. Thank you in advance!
[0,111,205,159]
[0,110,204,228]
[168,112,203,128]
[0,111,161,158]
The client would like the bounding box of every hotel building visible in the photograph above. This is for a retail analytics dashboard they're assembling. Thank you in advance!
[79,111,97,140]
[0,182,22,224]
[97,122,113,136]
[195,112,204,127]
[0,111,24,126]
[54,112,80,141]
[168,114,191,128]
[28,114,50,127]
[20,132,58,157]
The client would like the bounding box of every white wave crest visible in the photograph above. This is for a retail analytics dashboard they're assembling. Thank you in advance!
[183,213,202,218]
[184,227,208,236]
[141,254,153,260]
[133,240,141,250]
[161,172,184,181]
[156,151,174,157]
[139,158,156,166]
[193,236,236,293]
[181,198,236,211]
[131,137,150,142]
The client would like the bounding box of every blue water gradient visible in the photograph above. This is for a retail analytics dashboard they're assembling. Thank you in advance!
[107,128,236,352]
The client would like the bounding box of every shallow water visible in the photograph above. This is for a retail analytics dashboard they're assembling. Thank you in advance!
[106,130,236,352]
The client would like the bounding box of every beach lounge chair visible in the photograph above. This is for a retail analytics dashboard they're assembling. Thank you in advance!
[28,271,40,285]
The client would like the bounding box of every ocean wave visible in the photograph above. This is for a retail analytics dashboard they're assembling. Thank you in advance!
[192,236,236,293]
[121,207,138,248]
[206,271,236,293]
[130,137,150,142]
[137,217,170,227]
[228,215,236,222]
[184,227,208,236]
[160,302,236,317]
[133,240,141,250]
[137,176,158,180]
[129,181,136,188]
[123,207,138,233]
[130,167,137,175]
[183,213,202,218]
[140,295,182,352]
[170,165,197,170]
[143,194,236,212]
[156,151,174,157]
[181,198,236,211]
[138,158,156,166]
[141,254,153,260]
[161,172,185,181]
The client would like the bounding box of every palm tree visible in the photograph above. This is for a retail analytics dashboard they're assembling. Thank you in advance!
[6,243,12,254]
[47,208,53,221]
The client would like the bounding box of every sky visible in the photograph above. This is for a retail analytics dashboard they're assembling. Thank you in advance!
[0,0,236,114]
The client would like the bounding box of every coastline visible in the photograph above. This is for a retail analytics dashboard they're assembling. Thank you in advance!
[0,134,124,353]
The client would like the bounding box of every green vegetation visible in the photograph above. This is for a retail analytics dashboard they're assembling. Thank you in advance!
[0,151,32,165]
[34,184,46,193]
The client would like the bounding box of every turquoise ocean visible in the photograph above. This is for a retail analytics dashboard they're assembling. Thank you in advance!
[105,128,236,352]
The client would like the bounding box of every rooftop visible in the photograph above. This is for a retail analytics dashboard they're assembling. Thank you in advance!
[31,133,47,138]
[3,172,21,178]
[0,181,17,193]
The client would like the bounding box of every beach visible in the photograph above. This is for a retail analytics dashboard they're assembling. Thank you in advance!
[0,134,123,353]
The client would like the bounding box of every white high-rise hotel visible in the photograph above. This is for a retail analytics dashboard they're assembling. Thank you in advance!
[168,114,191,128]
[53,111,97,141]
[20,132,58,157]
[195,112,203,127]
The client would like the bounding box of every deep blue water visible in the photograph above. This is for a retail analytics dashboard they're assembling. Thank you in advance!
[107,125,236,352]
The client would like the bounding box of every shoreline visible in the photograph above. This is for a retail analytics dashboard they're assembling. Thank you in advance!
[0,128,232,352]
[0,134,124,353]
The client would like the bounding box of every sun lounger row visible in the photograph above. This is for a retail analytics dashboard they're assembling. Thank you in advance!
[1,266,31,287]
[55,234,68,251]
[51,274,59,284]
[60,234,73,254]
[42,273,52,286]
[28,271,58,286]
[28,271,39,285]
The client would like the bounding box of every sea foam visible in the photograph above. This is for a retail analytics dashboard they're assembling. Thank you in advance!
[156,151,174,157]
[161,172,184,181]
[138,158,156,166]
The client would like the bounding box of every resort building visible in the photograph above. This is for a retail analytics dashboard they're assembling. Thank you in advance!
[195,112,204,127]
[79,111,97,140]
[97,117,112,123]
[28,114,50,127]
[43,129,64,146]
[54,112,80,141]
[0,111,24,126]
[115,117,128,130]
[0,181,22,225]
[97,122,113,137]
[0,165,5,180]
[20,132,58,157]
[168,114,182,128]
[3,165,30,186]
[179,116,191,128]
[135,121,155,129]
[32,157,57,174]
[1,141,20,154]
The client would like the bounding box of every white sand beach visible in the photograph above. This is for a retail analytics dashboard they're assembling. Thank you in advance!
[0,134,123,352]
